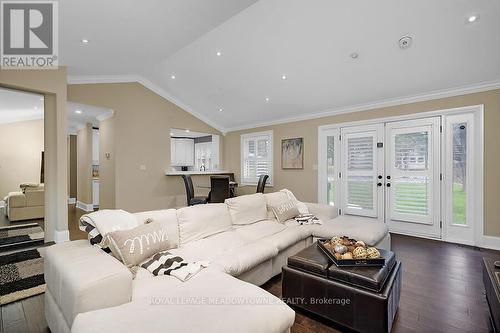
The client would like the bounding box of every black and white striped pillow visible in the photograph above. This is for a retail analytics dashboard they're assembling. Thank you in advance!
[140,252,188,276]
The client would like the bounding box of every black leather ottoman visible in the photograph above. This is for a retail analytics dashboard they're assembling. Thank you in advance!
[283,243,401,333]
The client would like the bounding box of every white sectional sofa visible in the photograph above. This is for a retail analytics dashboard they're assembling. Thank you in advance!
[45,192,390,333]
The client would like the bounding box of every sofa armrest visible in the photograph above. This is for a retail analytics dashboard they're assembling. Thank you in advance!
[44,240,133,327]
[304,202,338,221]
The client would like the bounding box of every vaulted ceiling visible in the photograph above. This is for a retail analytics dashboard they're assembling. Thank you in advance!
[63,0,500,132]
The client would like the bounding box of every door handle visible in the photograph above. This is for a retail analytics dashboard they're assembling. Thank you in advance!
[386,183,391,187]
[378,175,383,179]
[386,175,391,180]
[377,182,383,187]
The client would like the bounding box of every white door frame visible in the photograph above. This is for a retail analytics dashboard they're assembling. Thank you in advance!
[318,127,340,208]
[318,105,484,247]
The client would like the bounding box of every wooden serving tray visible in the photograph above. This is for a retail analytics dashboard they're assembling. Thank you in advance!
[317,239,386,267]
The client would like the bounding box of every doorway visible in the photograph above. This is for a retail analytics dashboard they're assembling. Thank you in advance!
[318,106,483,245]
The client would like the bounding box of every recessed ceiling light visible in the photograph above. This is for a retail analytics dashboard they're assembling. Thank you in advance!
[218,108,223,112]
[399,36,413,49]
[216,51,222,56]
[281,75,287,80]
[467,14,479,23]
[350,52,359,59]
[265,97,270,102]
[81,38,89,44]
[170,75,176,80]
[185,129,190,133]
[75,110,82,114]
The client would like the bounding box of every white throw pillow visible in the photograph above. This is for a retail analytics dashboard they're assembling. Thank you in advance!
[177,203,232,245]
[225,193,268,225]
[263,191,290,219]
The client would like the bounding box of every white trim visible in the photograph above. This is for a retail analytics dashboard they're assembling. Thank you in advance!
[76,201,94,212]
[67,74,141,84]
[240,130,274,186]
[53,230,70,243]
[226,80,500,132]
[480,236,500,251]
[67,197,76,204]
[317,105,483,132]
[317,127,339,207]
[67,75,226,134]
[96,110,114,122]
[68,75,500,135]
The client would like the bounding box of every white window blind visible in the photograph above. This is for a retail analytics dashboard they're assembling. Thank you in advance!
[241,131,273,185]
[348,136,373,170]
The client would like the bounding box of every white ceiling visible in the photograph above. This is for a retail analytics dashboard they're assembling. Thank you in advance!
[64,0,500,132]
[67,102,113,134]
[0,88,44,124]
[170,128,213,138]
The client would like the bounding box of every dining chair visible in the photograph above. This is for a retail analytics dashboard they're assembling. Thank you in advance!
[181,175,207,206]
[210,176,230,203]
[256,174,269,193]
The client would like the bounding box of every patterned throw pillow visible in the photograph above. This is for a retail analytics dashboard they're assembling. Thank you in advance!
[106,221,171,267]
[270,200,300,223]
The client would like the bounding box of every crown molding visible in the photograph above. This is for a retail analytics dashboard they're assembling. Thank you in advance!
[96,110,114,122]
[224,79,500,133]
[67,74,500,135]
[67,74,227,134]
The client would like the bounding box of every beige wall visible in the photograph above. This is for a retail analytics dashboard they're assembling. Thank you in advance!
[0,119,44,199]
[0,68,68,242]
[77,124,93,204]
[98,117,115,209]
[67,82,222,212]
[224,89,500,238]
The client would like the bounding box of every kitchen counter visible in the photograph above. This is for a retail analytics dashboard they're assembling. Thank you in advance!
[165,170,231,176]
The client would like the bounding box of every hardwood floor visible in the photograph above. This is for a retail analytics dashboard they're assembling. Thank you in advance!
[263,234,500,333]
[67,204,89,241]
[0,234,498,333]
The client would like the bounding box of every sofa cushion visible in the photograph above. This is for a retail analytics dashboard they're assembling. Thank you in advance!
[76,268,295,333]
[133,209,179,248]
[44,240,133,326]
[106,221,171,267]
[25,189,44,206]
[177,203,232,246]
[233,220,286,242]
[311,215,389,246]
[170,230,247,262]
[7,192,25,208]
[212,241,279,276]
[261,225,312,251]
[225,193,267,225]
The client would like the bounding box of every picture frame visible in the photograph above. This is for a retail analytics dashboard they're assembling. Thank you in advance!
[281,137,304,169]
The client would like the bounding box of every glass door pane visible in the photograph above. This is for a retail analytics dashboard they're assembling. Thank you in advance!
[326,135,336,205]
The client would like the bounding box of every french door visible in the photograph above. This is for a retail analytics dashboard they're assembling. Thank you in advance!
[385,118,441,238]
[319,107,482,245]
[340,124,384,221]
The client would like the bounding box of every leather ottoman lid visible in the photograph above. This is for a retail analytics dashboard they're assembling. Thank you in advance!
[327,249,396,292]
[287,243,330,277]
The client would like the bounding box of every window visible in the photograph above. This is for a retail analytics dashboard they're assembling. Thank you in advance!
[241,130,273,185]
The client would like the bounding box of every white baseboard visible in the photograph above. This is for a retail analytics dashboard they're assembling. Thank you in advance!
[480,235,500,251]
[76,201,94,212]
[67,197,76,204]
[54,230,70,243]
